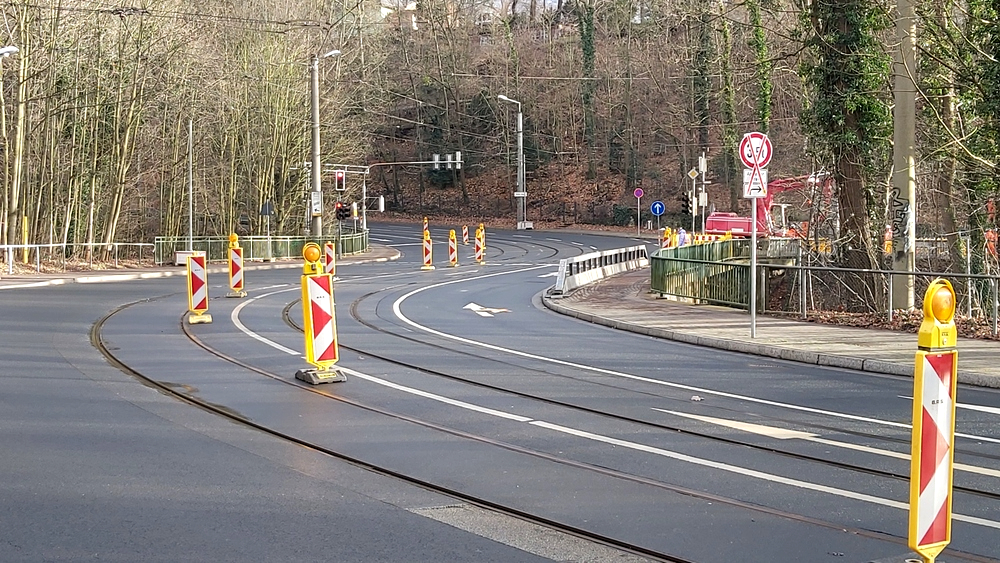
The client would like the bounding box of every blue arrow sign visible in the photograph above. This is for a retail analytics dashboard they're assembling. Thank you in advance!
[650,200,665,216]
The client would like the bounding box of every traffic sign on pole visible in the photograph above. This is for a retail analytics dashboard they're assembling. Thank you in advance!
[650,201,665,216]
[909,279,958,563]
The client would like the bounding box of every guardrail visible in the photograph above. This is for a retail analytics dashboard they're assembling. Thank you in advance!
[550,245,649,296]
[2,243,155,275]
[153,230,369,265]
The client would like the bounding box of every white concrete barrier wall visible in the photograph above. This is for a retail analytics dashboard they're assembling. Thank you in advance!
[551,245,648,295]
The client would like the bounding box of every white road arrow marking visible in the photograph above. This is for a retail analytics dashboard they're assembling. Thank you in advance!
[463,302,511,317]
[657,409,1000,479]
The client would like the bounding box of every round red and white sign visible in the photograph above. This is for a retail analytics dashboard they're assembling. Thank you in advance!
[739,132,772,169]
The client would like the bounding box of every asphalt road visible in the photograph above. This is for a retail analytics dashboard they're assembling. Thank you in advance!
[3,223,999,562]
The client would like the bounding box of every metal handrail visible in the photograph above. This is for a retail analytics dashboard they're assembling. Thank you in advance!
[2,242,155,274]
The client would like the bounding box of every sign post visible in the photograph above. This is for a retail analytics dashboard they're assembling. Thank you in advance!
[909,279,958,563]
[687,168,698,232]
[650,200,665,231]
[633,188,644,237]
[739,132,772,339]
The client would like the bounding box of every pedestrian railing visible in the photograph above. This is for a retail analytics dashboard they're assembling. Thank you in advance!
[153,230,369,265]
[2,242,155,275]
[651,238,1000,336]
[550,245,649,296]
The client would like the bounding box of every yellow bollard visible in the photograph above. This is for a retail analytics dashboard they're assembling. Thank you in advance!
[295,243,346,384]
[226,234,247,298]
[908,279,958,563]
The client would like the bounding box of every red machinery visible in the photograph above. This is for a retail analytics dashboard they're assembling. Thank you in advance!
[705,172,833,238]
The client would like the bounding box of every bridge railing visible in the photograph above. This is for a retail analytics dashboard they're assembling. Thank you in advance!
[651,239,1000,335]
[550,245,649,296]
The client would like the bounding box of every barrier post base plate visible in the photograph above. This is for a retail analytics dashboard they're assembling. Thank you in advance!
[226,291,247,298]
[421,265,436,271]
[295,367,347,385]
[187,313,213,325]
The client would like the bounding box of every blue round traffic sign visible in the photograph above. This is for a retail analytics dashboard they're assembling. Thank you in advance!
[650,200,665,216]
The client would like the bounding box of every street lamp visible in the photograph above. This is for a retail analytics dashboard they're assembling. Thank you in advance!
[309,49,342,238]
[498,94,530,229]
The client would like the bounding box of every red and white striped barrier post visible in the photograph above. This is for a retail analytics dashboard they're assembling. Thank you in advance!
[909,279,958,563]
[324,241,337,277]
[227,234,247,298]
[462,225,469,245]
[474,227,484,265]
[421,230,435,271]
[295,243,346,384]
[186,253,212,324]
[423,216,428,233]
[448,229,459,267]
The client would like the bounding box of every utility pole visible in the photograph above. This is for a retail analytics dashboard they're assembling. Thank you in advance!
[309,54,322,238]
[891,0,917,310]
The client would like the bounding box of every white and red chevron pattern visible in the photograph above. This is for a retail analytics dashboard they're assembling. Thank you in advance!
[229,247,244,291]
[187,255,208,313]
[324,242,336,275]
[305,274,337,364]
[911,351,957,552]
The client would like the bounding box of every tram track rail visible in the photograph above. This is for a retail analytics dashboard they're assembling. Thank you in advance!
[86,232,998,562]
[90,293,1000,562]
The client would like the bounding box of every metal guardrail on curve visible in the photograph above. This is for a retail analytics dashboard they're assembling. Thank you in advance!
[550,245,649,296]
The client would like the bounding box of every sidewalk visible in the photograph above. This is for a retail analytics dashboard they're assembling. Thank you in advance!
[543,268,1000,389]
[0,245,400,290]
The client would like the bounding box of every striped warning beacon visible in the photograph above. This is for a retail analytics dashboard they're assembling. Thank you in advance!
[186,253,212,324]
[909,279,958,563]
[227,233,247,298]
[295,242,346,385]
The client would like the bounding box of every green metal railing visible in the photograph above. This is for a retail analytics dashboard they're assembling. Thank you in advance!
[650,238,1000,335]
[650,238,799,308]
[154,229,369,265]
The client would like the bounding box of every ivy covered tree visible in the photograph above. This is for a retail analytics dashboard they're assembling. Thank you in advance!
[800,0,892,271]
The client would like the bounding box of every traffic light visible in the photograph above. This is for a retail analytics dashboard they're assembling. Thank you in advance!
[335,202,350,220]
[335,170,346,191]
[681,193,691,215]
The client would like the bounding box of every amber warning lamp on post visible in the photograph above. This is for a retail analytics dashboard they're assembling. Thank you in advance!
[918,279,957,351]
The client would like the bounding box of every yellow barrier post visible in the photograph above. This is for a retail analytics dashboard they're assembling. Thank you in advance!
[421,229,435,270]
[908,279,958,563]
[226,233,247,298]
[295,243,346,384]
[186,254,212,324]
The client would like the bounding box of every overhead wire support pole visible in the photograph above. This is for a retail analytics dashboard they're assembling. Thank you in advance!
[309,53,322,238]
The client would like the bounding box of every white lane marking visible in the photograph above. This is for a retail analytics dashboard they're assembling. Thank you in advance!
[464,303,511,317]
[512,234,531,238]
[589,246,597,250]
[372,238,393,242]
[526,420,1000,530]
[538,272,559,278]
[231,287,301,356]
[899,395,1000,416]
[659,410,1000,479]
[571,242,583,246]
[227,289,1000,531]
[388,243,423,247]
[391,275,1000,446]
[343,369,532,422]
[545,238,562,242]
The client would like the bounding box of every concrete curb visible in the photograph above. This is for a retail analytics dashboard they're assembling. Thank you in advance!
[541,291,999,388]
